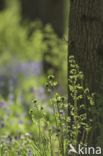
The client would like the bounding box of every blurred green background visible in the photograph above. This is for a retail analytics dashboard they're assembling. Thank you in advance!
[0,0,68,147]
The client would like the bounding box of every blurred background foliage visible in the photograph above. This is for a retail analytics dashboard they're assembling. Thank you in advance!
[0,0,68,150]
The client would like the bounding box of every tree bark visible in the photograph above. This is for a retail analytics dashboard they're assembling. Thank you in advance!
[69,0,102,92]
[68,0,103,145]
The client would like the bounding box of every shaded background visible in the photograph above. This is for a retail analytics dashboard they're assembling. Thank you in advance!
[0,0,68,138]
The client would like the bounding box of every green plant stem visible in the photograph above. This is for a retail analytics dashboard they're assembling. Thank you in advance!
[56,101,65,156]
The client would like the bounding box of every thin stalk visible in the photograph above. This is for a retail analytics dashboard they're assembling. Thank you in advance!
[56,101,65,156]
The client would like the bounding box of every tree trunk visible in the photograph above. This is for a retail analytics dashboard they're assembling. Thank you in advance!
[68,0,103,145]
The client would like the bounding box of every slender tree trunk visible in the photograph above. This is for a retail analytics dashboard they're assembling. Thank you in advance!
[68,0,103,145]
